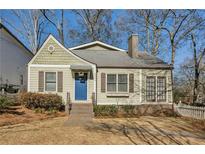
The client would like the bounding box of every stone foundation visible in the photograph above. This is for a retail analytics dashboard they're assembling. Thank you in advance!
[94,103,174,117]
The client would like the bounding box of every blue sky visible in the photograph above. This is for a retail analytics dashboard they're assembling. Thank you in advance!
[0,9,196,71]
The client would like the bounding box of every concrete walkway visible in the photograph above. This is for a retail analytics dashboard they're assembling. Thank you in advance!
[64,103,94,126]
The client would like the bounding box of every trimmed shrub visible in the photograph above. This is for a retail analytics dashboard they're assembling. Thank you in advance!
[17,92,63,111]
[0,95,13,110]
[93,104,174,117]
[93,105,118,116]
[120,105,135,114]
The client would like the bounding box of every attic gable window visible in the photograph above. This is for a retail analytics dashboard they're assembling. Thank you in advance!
[48,45,55,54]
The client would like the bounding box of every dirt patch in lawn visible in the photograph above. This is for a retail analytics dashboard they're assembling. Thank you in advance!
[0,105,66,127]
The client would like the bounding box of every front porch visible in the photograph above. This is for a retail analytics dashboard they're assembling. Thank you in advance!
[28,63,97,105]
[70,64,96,104]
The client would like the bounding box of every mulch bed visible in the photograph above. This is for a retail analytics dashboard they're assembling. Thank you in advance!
[0,105,66,127]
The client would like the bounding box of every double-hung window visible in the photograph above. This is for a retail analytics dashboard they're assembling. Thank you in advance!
[45,72,56,91]
[107,74,128,92]
[107,74,117,92]
[118,74,128,92]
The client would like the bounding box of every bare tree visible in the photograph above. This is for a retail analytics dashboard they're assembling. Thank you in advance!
[41,9,66,45]
[191,34,205,103]
[149,10,205,65]
[70,10,118,45]
[116,10,163,55]
[177,42,205,104]
[2,10,46,54]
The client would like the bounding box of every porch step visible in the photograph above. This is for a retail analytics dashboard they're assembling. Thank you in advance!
[69,113,94,118]
[71,103,93,108]
[70,110,94,114]
[64,103,94,126]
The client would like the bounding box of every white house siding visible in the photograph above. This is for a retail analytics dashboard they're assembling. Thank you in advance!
[0,27,33,89]
[29,66,94,104]
[97,68,141,105]
[28,36,95,103]
[96,68,172,105]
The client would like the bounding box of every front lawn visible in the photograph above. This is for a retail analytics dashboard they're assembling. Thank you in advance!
[0,116,204,144]
[0,105,65,127]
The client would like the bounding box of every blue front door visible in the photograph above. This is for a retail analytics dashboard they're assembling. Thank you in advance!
[75,73,87,100]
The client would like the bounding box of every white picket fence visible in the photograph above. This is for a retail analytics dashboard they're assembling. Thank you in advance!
[174,103,205,119]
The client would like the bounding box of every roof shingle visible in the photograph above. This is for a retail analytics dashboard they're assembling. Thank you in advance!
[71,49,172,69]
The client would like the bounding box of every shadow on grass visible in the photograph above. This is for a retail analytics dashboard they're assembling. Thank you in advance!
[86,118,199,145]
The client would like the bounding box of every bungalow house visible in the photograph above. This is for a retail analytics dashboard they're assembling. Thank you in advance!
[27,34,173,106]
[0,23,33,91]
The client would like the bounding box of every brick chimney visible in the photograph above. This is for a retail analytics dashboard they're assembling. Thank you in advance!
[128,34,138,58]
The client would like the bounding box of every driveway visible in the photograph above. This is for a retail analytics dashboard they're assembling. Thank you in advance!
[0,116,205,144]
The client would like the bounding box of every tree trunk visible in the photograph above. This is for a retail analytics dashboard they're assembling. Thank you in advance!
[170,39,175,104]
[171,41,176,66]
[191,34,199,103]
[145,16,150,53]
[60,10,64,45]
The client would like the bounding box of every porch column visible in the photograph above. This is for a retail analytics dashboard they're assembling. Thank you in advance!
[92,66,97,104]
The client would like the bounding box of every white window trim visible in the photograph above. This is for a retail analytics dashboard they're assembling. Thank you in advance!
[145,76,167,102]
[118,74,129,93]
[156,76,167,102]
[44,71,58,92]
[106,74,117,93]
[106,74,129,93]
[145,76,156,102]
[140,69,142,102]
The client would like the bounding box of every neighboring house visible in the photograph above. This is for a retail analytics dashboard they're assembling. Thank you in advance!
[27,34,173,106]
[0,23,33,91]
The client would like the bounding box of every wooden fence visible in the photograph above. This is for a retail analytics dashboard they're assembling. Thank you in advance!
[174,103,205,119]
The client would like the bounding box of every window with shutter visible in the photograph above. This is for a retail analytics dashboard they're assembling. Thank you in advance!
[118,74,128,92]
[107,74,117,92]
[45,72,56,91]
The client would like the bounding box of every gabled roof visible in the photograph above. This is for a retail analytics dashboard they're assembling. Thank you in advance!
[0,22,34,57]
[28,34,96,66]
[69,40,126,52]
[72,49,173,69]
[30,34,172,69]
